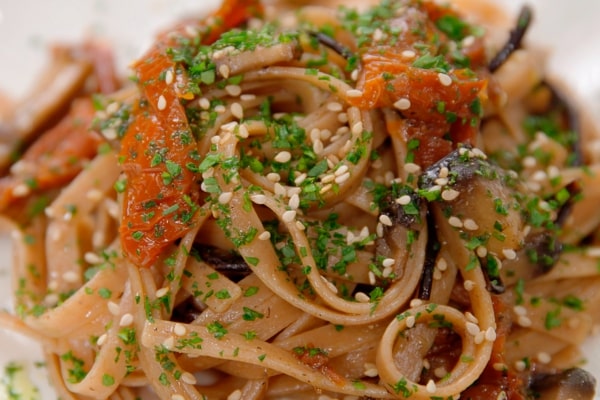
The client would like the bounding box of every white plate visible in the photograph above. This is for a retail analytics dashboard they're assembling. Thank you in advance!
[0,0,599,398]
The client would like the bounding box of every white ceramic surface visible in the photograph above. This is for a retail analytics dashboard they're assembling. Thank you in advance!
[0,0,598,398]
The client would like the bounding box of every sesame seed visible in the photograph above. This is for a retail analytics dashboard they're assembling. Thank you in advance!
[438,166,449,178]
[62,271,79,283]
[517,315,532,327]
[346,89,363,98]
[288,194,300,210]
[274,151,292,163]
[401,49,416,59]
[172,394,185,400]
[514,360,527,372]
[174,323,187,337]
[434,177,448,186]
[237,124,249,139]
[513,305,527,316]
[294,173,307,185]
[157,95,167,111]
[199,97,211,110]
[475,246,488,258]
[312,139,324,154]
[351,69,359,81]
[274,183,286,197]
[84,252,103,265]
[225,84,242,97]
[437,73,452,86]
[327,102,343,112]
[463,219,479,231]
[368,271,376,285]
[320,184,333,194]
[335,172,351,184]
[376,222,384,237]
[351,121,363,136]
[266,172,281,182]
[364,363,379,377]
[465,311,478,324]
[120,313,134,326]
[250,194,267,204]
[215,104,226,113]
[107,301,120,316]
[463,280,475,291]
[393,98,411,111]
[258,231,271,241]
[396,195,412,205]
[448,216,463,228]
[97,333,108,346]
[231,102,244,119]
[404,162,421,174]
[436,258,448,271]
[227,390,242,400]
[485,327,497,341]
[474,331,485,344]
[181,371,197,385]
[219,64,230,78]
[382,267,393,278]
[382,258,395,268]
[462,35,476,47]
[282,210,296,223]
[433,269,442,280]
[295,220,305,230]
[218,191,233,204]
[379,214,393,227]
[86,189,103,201]
[466,322,480,336]
[502,248,517,260]
[321,173,336,184]
[433,367,447,378]
[12,184,30,197]
[156,287,169,298]
[406,315,416,328]
[165,69,174,85]
[426,380,437,393]
[410,298,423,308]
[537,352,551,364]
[355,292,370,303]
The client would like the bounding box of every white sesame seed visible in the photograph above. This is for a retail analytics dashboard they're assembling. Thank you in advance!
[97,333,108,346]
[199,97,211,110]
[502,248,517,260]
[215,104,226,113]
[62,271,79,283]
[321,276,338,294]
[382,258,395,268]
[372,28,384,41]
[335,172,351,184]
[351,121,363,136]
[327,102,343,112]
[437,73,452,86]
[86,188,103,201]
[351,69,359,81]
[274,182,286,197]
[448,216,463,228]
[107,301,120,316]
[476,246,488,257]
[462,35,476,47]
[485,327,497,342]
[274,151,292,163]
[376,222,384,237]
[513,305,527,316]
[84,251,103,265]
[288,194,300,210]
[266,172,281,182]
[517,315,532,327]
[282,210,296,223]
[181,371,197,385]
[258,231,271,241]
[156,287,169,298]
[406,315,416,328]
[225,85,242,97]
[294,173,307,185]
[463,219,479,231]
[382,266,393,278]
[463,280,475,291]
[346,89,363,98]
[250,194,267,204]
[218,191,233,204]
[354,292,370,303]
[466,322,480,336]
[379,214,393,227]
[426,380,437,393]
[157,95,167,111]
[433,269,442,280]
[313,139,324,154]
[320,184,333,194]
[165,69,174,85]
[368,271,376,285]
[227,391,242,400]
[404,163,421,174]
[174,323,187,337]
[295,220,305,231]
[12,184,30,197]
[237,124,249,139]
[410,298,423,308]
[219,64,230,79]
[172,394,185,400]
[240,94,256,101]
[434,177,448,186]
[433,367,447,378]
[396,195,412,205]
[231,102,244,119]
[474,331,485,344]
[401,49,416,59]
[321,173,335,184]
[393,98,411,111]
[537,352,551,364]
[465,311,478,324]
[514,360,527,372]
[120,313,134,326]
[364,364,379,377]
[436,258,448,271]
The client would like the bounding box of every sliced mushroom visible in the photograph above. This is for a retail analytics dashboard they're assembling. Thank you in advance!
[194,244,252,282]
[529,368,596,400]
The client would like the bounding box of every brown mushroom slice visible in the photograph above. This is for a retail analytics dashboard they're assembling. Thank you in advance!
[529,368,596,400]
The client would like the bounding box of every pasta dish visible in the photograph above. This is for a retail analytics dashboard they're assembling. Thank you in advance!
[0,0,598,398]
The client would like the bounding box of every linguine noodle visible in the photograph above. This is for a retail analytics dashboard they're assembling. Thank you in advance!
[0,0,599,399]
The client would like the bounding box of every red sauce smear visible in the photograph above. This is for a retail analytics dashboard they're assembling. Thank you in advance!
[119,0,262,266]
